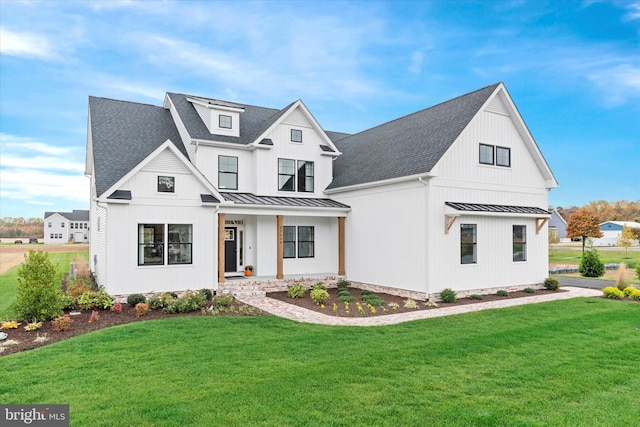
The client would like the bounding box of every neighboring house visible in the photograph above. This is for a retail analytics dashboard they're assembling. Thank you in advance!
[86,82,558,299]
[44,210,90,244]
[549,209,570,243]
[591,221,640,247]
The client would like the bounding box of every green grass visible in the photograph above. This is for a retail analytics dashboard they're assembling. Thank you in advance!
[1,299,639,426]
[549,249,640,269]
[0,252,88,318]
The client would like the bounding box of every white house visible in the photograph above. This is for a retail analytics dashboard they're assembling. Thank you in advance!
[591,221,640,247]
[85,82,558,299]
[44,210,90,244]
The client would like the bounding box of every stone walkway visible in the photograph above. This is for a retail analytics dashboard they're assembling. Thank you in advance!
[236,286,602,327]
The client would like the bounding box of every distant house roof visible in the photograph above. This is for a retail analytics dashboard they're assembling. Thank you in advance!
[89,97,187,198]
[327,83,501,189]
[600,221,640,229]
[445,202,550,216]
[44,210,89,221]
[221,192,350,209]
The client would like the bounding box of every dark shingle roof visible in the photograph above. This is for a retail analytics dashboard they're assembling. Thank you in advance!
[327,83,501,189]
[44,210,90,221]
[89,97,187,197]
[325,130,351,143]
[445,202,550,215]
[166,92,290,145]
[221,192,350,209]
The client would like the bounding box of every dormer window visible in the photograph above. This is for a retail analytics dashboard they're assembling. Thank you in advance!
[291,129,302,143]
[219,115,232,129]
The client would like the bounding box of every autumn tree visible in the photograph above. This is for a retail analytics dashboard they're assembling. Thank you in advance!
[566,208,604,253]
[617,225,638,258]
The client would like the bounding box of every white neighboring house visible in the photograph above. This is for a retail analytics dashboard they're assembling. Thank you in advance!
[44,210,90,244]
[86,82,558,299]
[591,221,640,247]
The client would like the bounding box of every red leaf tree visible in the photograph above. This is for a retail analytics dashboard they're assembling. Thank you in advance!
[566,208,604,253]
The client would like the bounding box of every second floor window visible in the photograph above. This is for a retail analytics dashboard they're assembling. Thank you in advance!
[218,156,238,190]
[278,158,314,192]
[219,115,232,129]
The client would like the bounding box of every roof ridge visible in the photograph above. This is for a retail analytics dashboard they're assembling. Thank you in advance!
[168,92,282,113]
[89,96,162,109]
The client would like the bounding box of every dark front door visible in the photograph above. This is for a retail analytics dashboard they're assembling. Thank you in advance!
[224,227,237,272]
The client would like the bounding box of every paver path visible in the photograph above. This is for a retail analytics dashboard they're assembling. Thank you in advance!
[237,286,602,326]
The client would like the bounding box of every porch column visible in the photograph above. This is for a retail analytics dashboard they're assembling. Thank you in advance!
[276,215,284,279]
[218,213,225,283]
[338,216,346,276]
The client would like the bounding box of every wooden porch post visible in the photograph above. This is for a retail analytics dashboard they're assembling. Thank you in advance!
[218,213,225,283]
[338,216,345,276]
[276,215,284,279]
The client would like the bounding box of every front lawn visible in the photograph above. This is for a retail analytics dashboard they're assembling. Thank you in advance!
[1,298,638,426]
[549,249,640,269]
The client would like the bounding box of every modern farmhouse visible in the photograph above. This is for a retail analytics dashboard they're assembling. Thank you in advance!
[85,82,558,299]
[44,210,90,244]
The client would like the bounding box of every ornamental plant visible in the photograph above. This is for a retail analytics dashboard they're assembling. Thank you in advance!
[310,287,330,305]
[615,264,628,291]
[127,294,147,307]
[88,311,100,323]
[24,321,43,331]
[11,250,64,321]
[544,277,560,291]
[404,298,418,309]
[629,288,640,301]
[287,284,306,299]
[51,314,73,332]
[1,320,21,329]
[135,302,150,317]
[496,290,509,297]
[602,286,623,299]
[579,250,605,278]
[111,301,123,313]
[440,288,457,303]
[470,294,484,300]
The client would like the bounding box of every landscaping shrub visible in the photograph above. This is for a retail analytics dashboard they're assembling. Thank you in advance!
[496,290,509,297]
[312,282,326,291]
[287,284,306,299]
[337,288,351,297]
[213,295,235,308]
[403,298,418,309]
[615,264,628,291]
[149,292,177,310]
[361,289,372,297]
[310,287,330,305]
[11,250,64,321]
[629,289,640,301]
[135,302,150,317]
[67,279,94,298]
[60,294,76,310]
[338,295,356,303]
[524,288,536,293]
[361,293,384,306]
[127,294,147,307]
[622,285,637,297]
[167,291,207,313]
[470,294,483,300]
[440,288,457,303]
[111,302,122,313]
[602,286,623,299]
[76,290,114,310]
[51,314,73,332]
[1,320,20,329]
[336,279,350,289]
[579,249,605,278]
[199,288,213,300]
[544,278,560,291]
[24,321,42,331]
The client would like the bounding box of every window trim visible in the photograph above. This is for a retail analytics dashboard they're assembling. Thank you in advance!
[460,224,477,264]
[278,158,296,192]
[513,225,527,262]
[168,224,193,265]
[479,143,511,168]
[158,176,175,193]
[496,146,511,167]
[219,114,232,129]
[139,224,165,266]
[283,226,296,258]
[479,144,494,165]
[291,129,303,143]
[138,223,193,266]
[297,160,314,193]
[297,226,315,258]
[218,155,238,190]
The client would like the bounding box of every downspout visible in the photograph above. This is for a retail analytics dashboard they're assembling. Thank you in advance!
[92,198,108,286]
[418,177,431,301]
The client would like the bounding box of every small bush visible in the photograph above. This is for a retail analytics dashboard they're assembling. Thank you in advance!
[60,294,75,310]
[440,288,457,303]
[76,289,114,310]
[337,288,351,297]
[469,294,483,300]
[199,288,213,300]
[213,295,235,308]
[523,288,536,293]
[24,321,42,331]
[167,291,207,313]
[602,286,623,299]
[67,279,94,298]
[111,302,122,313]
[404,298,418,309]
[312,282,326,291]
[287,284,306,299]
[615,264,628,291]
[544,278,560,291]
[11,250,64,321]
[148,293,177,310]
[127,294,147,307]
[336,279,350,289]
[579,250,605,278]
[361,289,372,297]
[389,302,399,311]
[361,294,384,306]
[1,320,21,329]
[496,290,509,297]
[622,285,637,297]
[51,314,73,332]
[338,295,356,303]
[310,288,330,305]
[88,310,100,323]
[134,302,150,317]
[628,288,640,301]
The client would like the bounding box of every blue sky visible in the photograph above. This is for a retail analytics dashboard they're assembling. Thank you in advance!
[1,0,638,219]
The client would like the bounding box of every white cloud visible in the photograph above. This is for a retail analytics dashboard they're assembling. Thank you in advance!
[622,1,640,21]
[0,169,88,203]
[587,63,640,107]
[408,51,424,74]
[0,27,56,59]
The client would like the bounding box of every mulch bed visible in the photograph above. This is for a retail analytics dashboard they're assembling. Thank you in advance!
[267,287,568,317]
[0,302,264,357]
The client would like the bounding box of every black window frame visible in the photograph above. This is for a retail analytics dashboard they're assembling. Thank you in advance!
[513,225,527,262]
[219,114,232,129]
[297,226,315,258]
[168,224,193,265]
[283,226,296,258]
[291,129,302,143]
[139,224,165,266]
[158,176,175,193]
[461,224,477,264]
[496,146,511,167]
[278,158,296,192]
[297,160,314,193]
[218,155,238,190]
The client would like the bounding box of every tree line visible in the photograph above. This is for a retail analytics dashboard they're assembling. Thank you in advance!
[554,200,640,223]
[0,217,44,238]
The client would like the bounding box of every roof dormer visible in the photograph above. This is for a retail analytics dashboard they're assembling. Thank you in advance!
[187,97,244,138]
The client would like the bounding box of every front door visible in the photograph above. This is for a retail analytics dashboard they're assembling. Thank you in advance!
[224,227,237,272]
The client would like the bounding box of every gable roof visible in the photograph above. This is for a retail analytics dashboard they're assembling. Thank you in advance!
[89,97,186,197]
[327,83,501,189]
[44,210,89,221]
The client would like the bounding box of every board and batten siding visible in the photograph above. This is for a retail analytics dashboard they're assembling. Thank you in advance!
[195,146,254,193]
